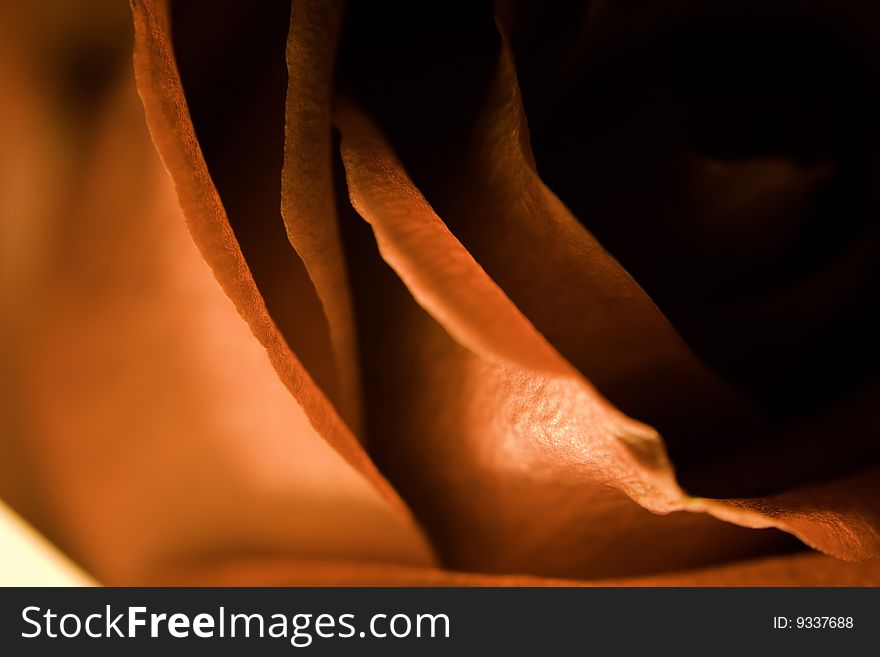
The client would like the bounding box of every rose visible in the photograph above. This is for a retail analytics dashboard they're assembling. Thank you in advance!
[0,0,878,585]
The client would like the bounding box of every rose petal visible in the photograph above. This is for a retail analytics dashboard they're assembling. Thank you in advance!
[0,5,433,584]
[500,0,880,495]
[158,552,880,587]
[485,18,880,561]
[130,0,402,508]
[281,0,363,435]
[335,33,880,574]
[427,26,767,462]
[336,102,799,579]
[150,0,359,430]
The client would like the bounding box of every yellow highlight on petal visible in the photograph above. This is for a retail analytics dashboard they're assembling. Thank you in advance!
[0,501,95,586]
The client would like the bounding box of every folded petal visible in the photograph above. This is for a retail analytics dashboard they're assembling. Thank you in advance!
[130,0,399,504]
[0,6,432,583]
[500,0,880,496]
[336,102,799,579]
[431,27,767,464]
[335,32,880,576]
[281,0,363,435]
[136,0,364,433]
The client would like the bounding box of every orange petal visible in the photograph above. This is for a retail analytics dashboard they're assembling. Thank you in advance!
[165,1,344,416]
[130,0,398,506]
[159,552,880,586]
[701,468,880,561]
[336,101,798,579]
[335,34,880,574]
[281,0,363,435]
[0,7,432,584]
[496,0,880,497]
[430,30,766,462]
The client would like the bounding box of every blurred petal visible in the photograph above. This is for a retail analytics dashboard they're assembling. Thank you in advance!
[161,552,880,587]
[606,553,880,587]
[0,5,433,584]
